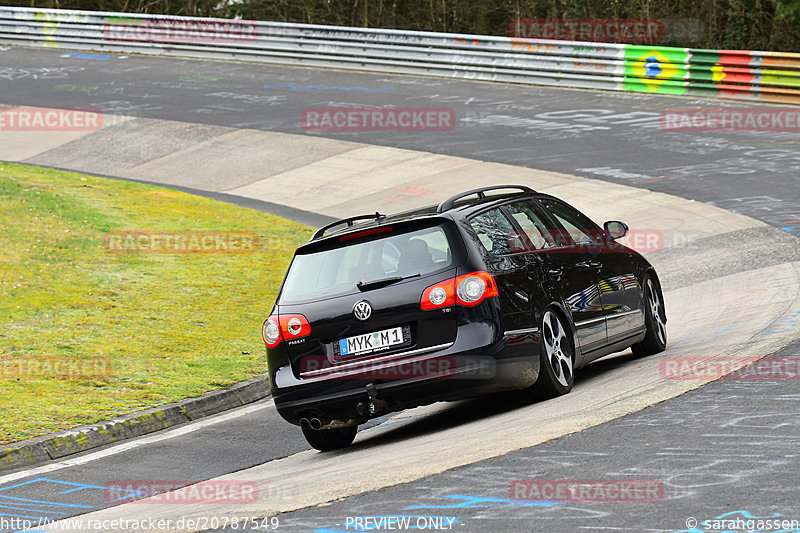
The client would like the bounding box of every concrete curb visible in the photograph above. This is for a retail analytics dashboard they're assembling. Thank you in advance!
[0,375,270,473]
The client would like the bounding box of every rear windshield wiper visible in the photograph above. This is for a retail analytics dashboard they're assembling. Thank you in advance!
[357,273,420,292]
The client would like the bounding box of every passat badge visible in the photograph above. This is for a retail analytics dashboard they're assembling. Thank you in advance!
[353,301,372,321]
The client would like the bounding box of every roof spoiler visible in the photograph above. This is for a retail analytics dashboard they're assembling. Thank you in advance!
[436,185,535,213]
[311,212,386,241]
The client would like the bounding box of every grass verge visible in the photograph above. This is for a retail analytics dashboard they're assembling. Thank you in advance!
[0,162,312,444]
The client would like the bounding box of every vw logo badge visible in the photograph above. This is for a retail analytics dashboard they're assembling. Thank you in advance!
[353,301,372,321]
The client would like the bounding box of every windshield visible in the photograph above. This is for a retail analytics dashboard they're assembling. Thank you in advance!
[280,224,454,304]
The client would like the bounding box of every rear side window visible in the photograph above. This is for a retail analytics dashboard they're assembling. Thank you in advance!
[506,201,558,250]
[538,197,600,247]
[280,224,454,303]
[469,208,517,255]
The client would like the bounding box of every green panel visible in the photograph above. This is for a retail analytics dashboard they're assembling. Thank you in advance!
[762,69,800,88]
[625,45,690,64]
[623,45,689,94]
[686,64,719,83]
[623,78,688,95]
[686,49,723,84]
[687,49,722,67]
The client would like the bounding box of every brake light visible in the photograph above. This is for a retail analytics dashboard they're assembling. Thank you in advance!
[261,314,311,348]
[279,314,312,338]
[339,227,392,242]
[456,271,499,306]
[420,271,497,310]
[421,278,456,310]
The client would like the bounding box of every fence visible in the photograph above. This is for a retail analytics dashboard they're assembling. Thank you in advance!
[2,6,800,104]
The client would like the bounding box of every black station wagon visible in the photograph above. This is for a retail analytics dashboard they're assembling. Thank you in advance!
[262,185,667,450]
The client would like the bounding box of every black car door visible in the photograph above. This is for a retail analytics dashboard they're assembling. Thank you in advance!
[535,196,644,349]
[466,207,539,334]
[503,199,608,356]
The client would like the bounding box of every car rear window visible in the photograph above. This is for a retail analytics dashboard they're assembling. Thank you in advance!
[280,223,455,304]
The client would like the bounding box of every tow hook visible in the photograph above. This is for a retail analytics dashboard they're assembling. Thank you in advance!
[357,383,389,417]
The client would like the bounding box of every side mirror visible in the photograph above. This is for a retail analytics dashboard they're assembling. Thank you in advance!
[604,220,629,240]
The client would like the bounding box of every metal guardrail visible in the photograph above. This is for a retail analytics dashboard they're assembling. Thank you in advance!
[2,6,800,104]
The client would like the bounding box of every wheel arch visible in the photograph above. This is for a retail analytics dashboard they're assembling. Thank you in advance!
[544,300,583,368]
[642,267,667,323]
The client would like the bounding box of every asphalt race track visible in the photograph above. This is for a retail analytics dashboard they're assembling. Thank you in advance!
[1,45,799,533]
[1,48,799,235]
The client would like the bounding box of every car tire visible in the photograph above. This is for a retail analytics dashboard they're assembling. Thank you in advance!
[529,308,575,400]
[302,426,357,451]
[631,275,667,357]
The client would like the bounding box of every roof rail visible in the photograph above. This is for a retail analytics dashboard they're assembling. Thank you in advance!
[436,185,535,213]
[311,212,386,241]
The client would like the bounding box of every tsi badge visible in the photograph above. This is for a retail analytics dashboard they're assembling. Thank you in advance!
[353,300,372,321]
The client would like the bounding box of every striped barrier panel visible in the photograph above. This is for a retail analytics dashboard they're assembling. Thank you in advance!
[1,6,799,104]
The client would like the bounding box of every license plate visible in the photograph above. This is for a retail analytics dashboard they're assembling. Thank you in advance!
[336,326,410,358]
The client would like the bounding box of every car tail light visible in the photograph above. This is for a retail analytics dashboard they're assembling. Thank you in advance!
[262,314,311,348]
[421,278,456,310]
[456,271,499,306]
[262,316,282,348]
[279,314,311,338]
[420,271,497,310]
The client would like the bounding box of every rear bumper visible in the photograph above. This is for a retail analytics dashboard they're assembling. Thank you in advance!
[270,322,540,427]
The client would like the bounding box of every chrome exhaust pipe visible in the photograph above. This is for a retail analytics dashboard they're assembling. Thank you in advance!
[299,418,310,428]
[310,418,323,430]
